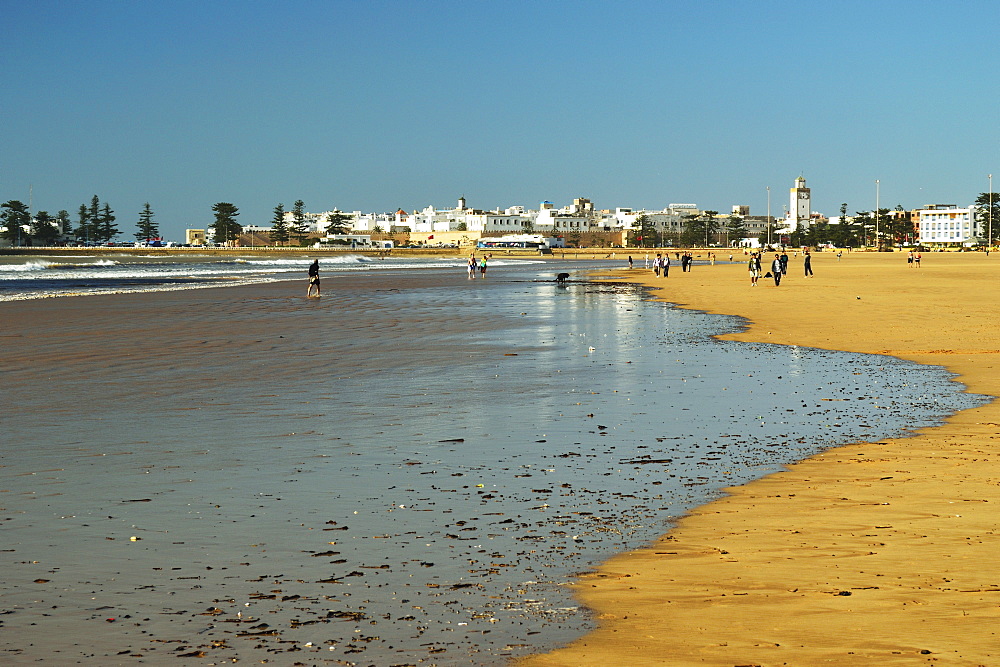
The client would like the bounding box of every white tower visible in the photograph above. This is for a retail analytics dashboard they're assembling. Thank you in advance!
[789,176,811,227]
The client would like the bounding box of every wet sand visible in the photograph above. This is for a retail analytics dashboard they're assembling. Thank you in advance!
[520,250,1000,665]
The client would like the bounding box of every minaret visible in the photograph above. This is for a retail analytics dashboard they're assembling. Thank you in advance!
[789,176,811,227]
[457,195,466,211]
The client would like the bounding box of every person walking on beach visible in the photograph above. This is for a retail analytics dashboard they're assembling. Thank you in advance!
[653,253,661,277]
[479,255,488,278]
[771,254,783,286]
[907,250,914,267]
[914,252,921,268]
[307,259,320,297]
[628,255,634,269]
[779,250,789,275]
[662,252,670,277]
[748,252,761,286]
[804,251,813,277]
[468,254,477,279]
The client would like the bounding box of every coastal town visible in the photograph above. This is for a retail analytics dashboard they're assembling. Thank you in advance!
[1,176,997,252]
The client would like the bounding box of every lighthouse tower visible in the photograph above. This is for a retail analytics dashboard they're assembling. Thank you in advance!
[789,176,811,228]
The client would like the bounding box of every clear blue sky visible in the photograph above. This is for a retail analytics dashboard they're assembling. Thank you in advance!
[2,0,998,239]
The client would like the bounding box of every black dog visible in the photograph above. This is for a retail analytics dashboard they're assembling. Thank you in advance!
[556,273,570,283]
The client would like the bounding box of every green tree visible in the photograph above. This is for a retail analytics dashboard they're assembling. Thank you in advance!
[679,213,703,247]
[88,195,101,240]
[680,211,718,247]
[630,214,656,247]
[210,202,241,244]
[74,204,91,242]
[96,203,118,242]
[135,202,158,241]
[854,210,874,247]
[1,200,31,245]
[31,211,61,245]
[803,218,830,248]
[975,192,1000,246]
[724,215,746,247]
[870,207,893,249]
[759,215,778,248]
[323,210,352,235]
[881,205,912,247]
[703,211,720,246]
[55,210,70,237]
[827,203,852,248]
[269,203,289,245]
[291,200,309,244]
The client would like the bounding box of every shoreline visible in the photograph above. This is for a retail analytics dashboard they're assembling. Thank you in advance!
[0,245,736,261]
[520,251,1000,665]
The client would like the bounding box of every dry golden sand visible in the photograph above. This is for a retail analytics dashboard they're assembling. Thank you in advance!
[520,251,1000,666]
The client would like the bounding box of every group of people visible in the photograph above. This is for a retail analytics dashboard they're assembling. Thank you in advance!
[678,251,695,272]
[468,253,489,279]
[635,251,699,276]
[907,250,922,267]
[747,249,813,286]
[651,252,671,277]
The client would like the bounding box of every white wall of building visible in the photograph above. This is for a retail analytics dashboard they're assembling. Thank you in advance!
[918,205,979,245]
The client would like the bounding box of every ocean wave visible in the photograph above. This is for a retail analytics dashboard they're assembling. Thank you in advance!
[237,255,375,267]
[4,261,50,272]
[0,259,120,273]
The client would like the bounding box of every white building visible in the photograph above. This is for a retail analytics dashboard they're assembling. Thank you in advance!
[917,204,980,247]
[464,211,533,233]
[779,176,812,232]
[351,211,397,232]
[612,206,693,240]
[534,201,597,234]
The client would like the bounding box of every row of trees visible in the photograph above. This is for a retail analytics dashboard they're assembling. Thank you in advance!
[209,199,351,245]
[629,211,749,248]
[261,201,352,245]
[208,200,354,246]
[1,196,352,247]
[0,196,159,245]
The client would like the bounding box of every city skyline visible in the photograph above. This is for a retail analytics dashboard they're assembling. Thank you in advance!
[3,1,998,240]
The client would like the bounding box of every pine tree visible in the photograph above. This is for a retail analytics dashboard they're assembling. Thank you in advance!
[135,202,158,241]
[269,203,289,245]
[210,202,241,244]
[88,195,101,241]
[31,211,61,245]
[55,210,70,237]
[0,200,31,245]
[324,210,352,235]
[75,204,91,243]
[291,200,309,244]
[975,192,1000,246]
[97,203,118,242]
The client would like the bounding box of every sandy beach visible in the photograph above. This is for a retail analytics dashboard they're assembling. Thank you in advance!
[520,250,1000,665]
[2,251,993,664]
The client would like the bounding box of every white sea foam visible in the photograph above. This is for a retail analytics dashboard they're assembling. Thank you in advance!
[0,253,550,300]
